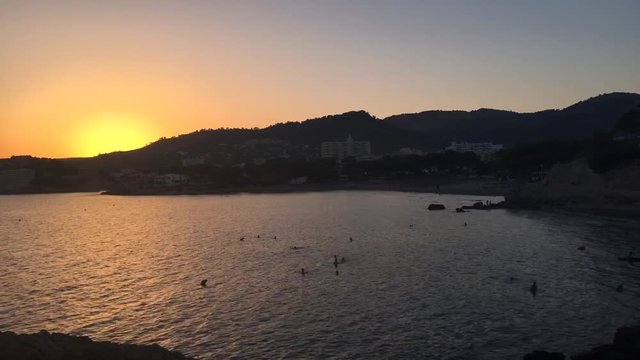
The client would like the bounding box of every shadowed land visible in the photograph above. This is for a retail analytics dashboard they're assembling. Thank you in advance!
[0,330,194,360]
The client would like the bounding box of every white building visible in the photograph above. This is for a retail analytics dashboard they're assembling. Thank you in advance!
[445,142,503,154]
[321,136,371,160]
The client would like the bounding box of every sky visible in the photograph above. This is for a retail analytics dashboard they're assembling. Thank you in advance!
[1,0,639,158]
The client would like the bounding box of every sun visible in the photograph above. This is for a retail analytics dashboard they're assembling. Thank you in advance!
[74,113,157,157]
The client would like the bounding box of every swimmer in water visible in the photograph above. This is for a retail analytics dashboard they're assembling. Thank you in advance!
[530,281,537,296]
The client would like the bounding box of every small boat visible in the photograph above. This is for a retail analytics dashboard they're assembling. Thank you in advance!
[428,204,446,210]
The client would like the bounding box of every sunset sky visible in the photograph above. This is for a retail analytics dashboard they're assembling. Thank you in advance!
[1,0,639,158]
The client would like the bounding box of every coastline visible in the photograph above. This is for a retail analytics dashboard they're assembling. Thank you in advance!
[4,175,640,218]
[100,178,513,197]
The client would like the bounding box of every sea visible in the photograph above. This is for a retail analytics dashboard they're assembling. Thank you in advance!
[1,191,638,359]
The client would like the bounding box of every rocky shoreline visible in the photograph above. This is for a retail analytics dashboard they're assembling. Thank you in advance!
[506,159,640,218]
[0,330,195,360]
[2,326,638,360]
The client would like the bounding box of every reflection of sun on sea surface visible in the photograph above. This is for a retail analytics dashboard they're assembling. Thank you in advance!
[74,113,158,157]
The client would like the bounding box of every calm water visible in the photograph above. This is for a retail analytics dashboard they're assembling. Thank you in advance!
[0,191,638,359]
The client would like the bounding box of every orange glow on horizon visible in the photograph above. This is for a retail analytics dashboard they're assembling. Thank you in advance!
[72,113,159,157]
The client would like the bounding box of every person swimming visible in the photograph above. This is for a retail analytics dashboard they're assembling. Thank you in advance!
[301,268,305,275]
[530,281,537,296]
[616,284,624,293]
[341,257,346,263]
[200,279,208,287]
[335,270,339,276]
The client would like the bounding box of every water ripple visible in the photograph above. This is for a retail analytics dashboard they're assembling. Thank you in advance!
[1,192,639,359]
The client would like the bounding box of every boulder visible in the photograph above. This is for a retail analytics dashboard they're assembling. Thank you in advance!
[428,203,446,210]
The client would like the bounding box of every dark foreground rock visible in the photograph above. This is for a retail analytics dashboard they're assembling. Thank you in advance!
[523,350,565,360]
[523,325,640,360]
[572,325,640,360]
[0,330,195,360]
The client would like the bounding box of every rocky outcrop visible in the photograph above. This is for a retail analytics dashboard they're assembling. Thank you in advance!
[460,201,505,211]
[523,325,640,360]
[0,330,195,360]
[507,158,640,215]
[571,325,640,359]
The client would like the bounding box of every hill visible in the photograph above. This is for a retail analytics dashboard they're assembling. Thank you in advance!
[91,93,640,171]
[90,111,427,170]
[383,92,640,148]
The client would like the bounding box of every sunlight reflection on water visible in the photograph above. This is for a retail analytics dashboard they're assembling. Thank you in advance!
[1,192,639,359]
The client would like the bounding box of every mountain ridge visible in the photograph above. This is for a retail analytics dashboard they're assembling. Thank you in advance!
[383,92,640,148]
[4,92,640,165]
